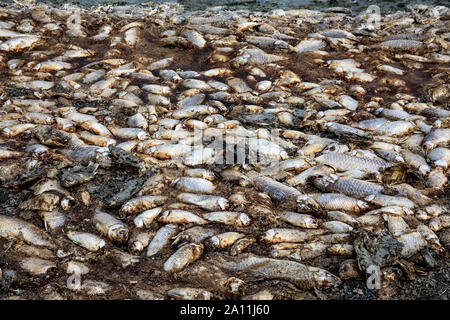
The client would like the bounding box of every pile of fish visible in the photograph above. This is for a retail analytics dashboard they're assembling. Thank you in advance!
[0,1,449,300]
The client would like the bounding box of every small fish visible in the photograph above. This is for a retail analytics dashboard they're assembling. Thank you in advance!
[312,175,384,198]
[261,228,321,244]
[311,193,369,213]
[0,35,41,52]
[147,224,178,257]
[20,257,56,276]
[172,226,218,248]
[158,210,208,225]
[172,177,215,194]
[397,232,427,257]
[209,232,245,248]
[0,215,55,248]
[67,231,106,252]
[120,196,168,215]
[208,253,341,289]
[323,221,353,233]
[93,210,129,244]
[401,149,431,176]
[134,207,164,228]
[315,153,390,173]
[203,211,251,227]
[281,212,319,229]
[229,238,255,256]
[423,128,450,150]
[184,30,206,49]
[163,243,204,273]
[130,232,152,253]
[246,171,301,202]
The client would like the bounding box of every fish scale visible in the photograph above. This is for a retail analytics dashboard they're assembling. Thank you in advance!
[319,176,385,197]
[315,153,390,172]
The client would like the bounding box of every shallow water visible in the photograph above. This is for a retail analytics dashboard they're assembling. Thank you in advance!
[3,0,447,13]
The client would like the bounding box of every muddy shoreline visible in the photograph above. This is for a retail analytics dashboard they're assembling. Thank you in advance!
[0,2,449,300]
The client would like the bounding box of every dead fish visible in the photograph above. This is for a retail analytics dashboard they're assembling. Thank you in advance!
[230,238,255,256]
[428,147,450,168]
[423,128,450,150]
[172,105,218,119]
[380,39,423,50]
[312,175,384,198]
[67,231,106,252]
[323,221,353,233]
[172,177,215,194]
[326,211,359,226]
[160,69,182,82]
[177,193,228,211]
[19,192,61,212]
[0,215,55,248]
[287,241,329,261]
[246,171,301,202]
[148,57,174,70]
[386,215,410,237]
[327,244,354,257]
[80,120,113,137]
[208,253,341,289]
[1,123,37,138]
[286,164,335,186]
[142,84,171,95]
[367,206,413,216]
[120,196,168,215]
[0,148,22,160]
[110,127,149,141]
[364,194,415,208]
[147,224,178,257]
[40,211,66,231]
[172,226,217,248]
[203,211,251,227]
[417,224,443,252]
[293,39,326,53]
[184,169,215,181]
[397,231,427,257]
[391,183,432,206]
[281,212,318,229]
[130,232,152,253]
[311,193,369,213]
[261,228,318,244]
[315,153,390,173]
[79,131,116,147]
[324,122,370,140]
[0,35,41,52]
[279,157,314,172]
[93,210,129,244]
[429,215,450,232]
[158,210,208,225]
[319,233,352,244]
[150,144,192,160]
[20,257,56,276]
[426,167,447,190]
[134,207,163,228]
[401,149,431,176]
[209,232,245,248]
[184,30,206,49]
[163,243,204,273]
[234,47,287,65]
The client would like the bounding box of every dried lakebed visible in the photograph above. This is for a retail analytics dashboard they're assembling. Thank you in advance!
[0,2,449,300]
